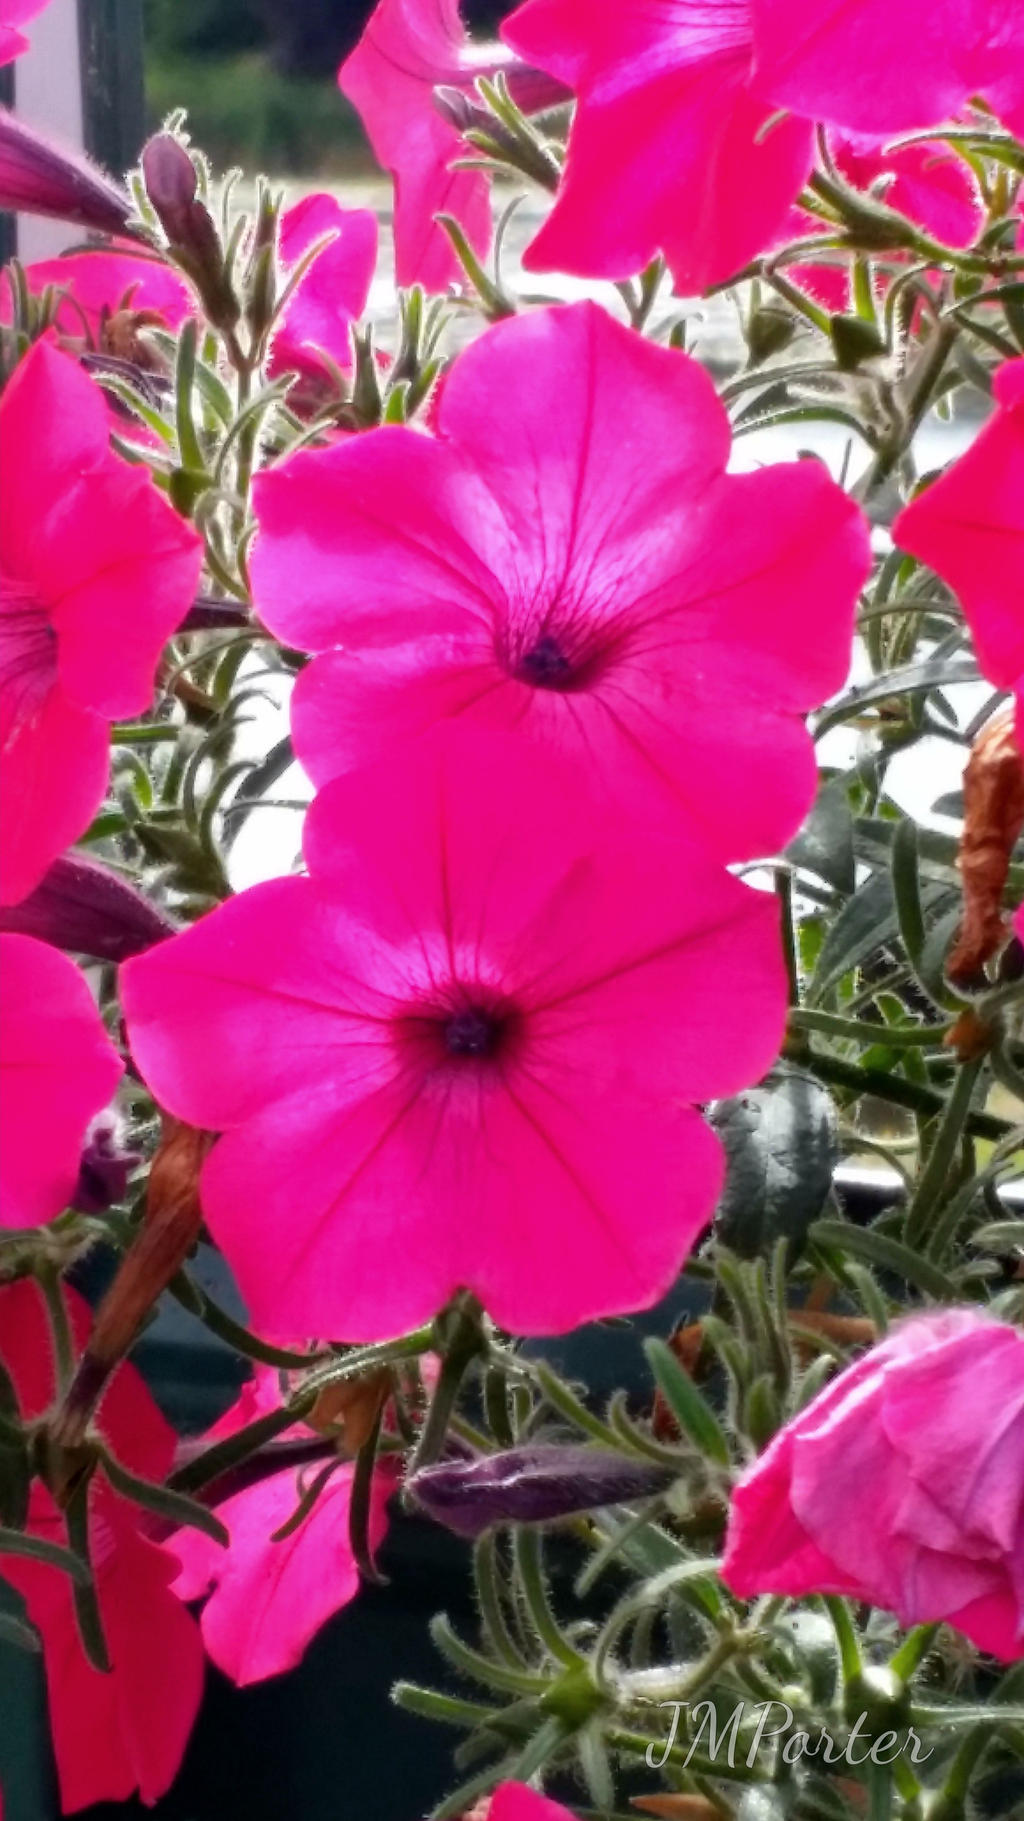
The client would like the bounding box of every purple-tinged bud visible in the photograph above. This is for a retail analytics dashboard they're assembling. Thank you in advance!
[408,1445,676,1538]
[0,106,133,235]
[140,134,239,330]
[72,1114,142,1214]
[141,133,204,243]
[433,86,494,138]
[0,853,176,962]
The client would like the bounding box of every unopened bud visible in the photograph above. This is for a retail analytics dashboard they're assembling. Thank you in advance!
[0,852,176,961]
[408,1444,675,1538]
[141,134,239,330]
[433,86,493,138]
[0,108,132,235]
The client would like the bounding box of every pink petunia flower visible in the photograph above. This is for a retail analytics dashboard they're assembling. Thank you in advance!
[722,1308,1024,1660]
[501,0,816,292]
[0,244,192,347]
[0,932,123,1226]
[0,339,202,905]
[786,132,983,311]
[170,1364,393,1686]
[750,0,1024,137]
[250,302,870,865]
[894,359,1024,722]
[0,1278,204,1810]
[0,0,50,65]
[267,193,378,390]
[121,724,788,1342]
[339,0,564,292]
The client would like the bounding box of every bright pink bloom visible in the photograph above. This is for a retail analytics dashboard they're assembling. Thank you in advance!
[0,0,50,64]
[489,1787,576,1820]
[171,1365,392,1685]
[0,244,191,345]
[0,1278,203,1810]
[122,724,787,1341]
[788,133,982,311]
[502,0,815,292]
[251,303,869,864]
[723,1308,1024,1660]
[894,360,1024,714]
[0,932,123,1226]
[0,340,202,904]
[750,0,1024,137]
[268,193,378,386]
[339,0,562,292]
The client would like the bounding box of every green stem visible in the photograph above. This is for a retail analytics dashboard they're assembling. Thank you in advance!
[513,1528,582,1670]
[790,1008,954,1049]
[38,1265,74,1399]
[823,1596,863,1683]
[889,1624,940,1685]
[803,1048,1011,1142]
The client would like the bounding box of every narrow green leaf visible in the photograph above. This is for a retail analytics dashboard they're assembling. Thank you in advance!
[100,1450,229,1547]
[63,1481,110,1674]
[811,1218,959,1299]
[643,1338,730,1467]
[890,817,926,968]
[174,317,206,475]
[0,1525,91,1582]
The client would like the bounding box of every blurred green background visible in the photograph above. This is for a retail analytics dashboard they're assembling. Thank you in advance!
[143,0,507,176]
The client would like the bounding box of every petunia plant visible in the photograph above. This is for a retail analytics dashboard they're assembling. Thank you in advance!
[1,1,1024,1816]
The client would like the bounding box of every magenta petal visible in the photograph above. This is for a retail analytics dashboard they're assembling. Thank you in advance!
[505,0,813,290]
[944,1587,1024,1662]
[121,875,401,1132]
[750,0,986,133]
[0,684,110,906]
[338,0,493,290]
[172,1464,391,1685]
[6,1488,202,1812]
[0,933,123,1226]
[271,195,377,378]
[0,245,192,340]
[290,634,504,786]
[490,1785,578,1821]
[250,427,509,650]
[0,0,52,64]
[894,358,1024,690]
[436,301,732,550]
[723,1425,862,1600]
[202,1073,725,1341]
[1,342,201,718]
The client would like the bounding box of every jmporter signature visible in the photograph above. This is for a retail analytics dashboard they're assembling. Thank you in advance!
[646,1700,935,1771]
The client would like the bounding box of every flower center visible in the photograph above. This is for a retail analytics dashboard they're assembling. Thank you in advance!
[0,575,57,744]
[517,633,574,690]
[443,1006,502,1058]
